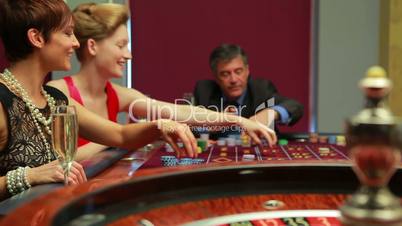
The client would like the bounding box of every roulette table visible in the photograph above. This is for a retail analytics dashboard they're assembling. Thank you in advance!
[140,140,349,168]
[1,136,402,226]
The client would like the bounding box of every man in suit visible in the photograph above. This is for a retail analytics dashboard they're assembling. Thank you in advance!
[193,44,303,137]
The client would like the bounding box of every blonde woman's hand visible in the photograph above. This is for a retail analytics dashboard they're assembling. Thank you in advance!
[26,160,87,186]
[239,117,277,147]
[156,119,197,158]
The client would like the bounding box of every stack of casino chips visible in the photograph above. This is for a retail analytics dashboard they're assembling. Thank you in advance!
[200,133,209,141]
[309,133,319,143]
[217,138,226,146]
[178,158,205,165]
[226,137,236,147]
[318,135,328,143]
[161,156,178,166]
[328,136,337,144]
[242,154,255,161]
[197,139,208,153]
[192,159,205,164]
[165,143,174,152]
[198,133,209,153]
[240,134,251,147]
[278,139,288,146]
[336,135,346,146]
[160,156,205,167]
[307,133,346,146]
[178,158,193,165]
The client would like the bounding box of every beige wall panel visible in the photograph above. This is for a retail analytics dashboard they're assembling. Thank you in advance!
[381,0,402,117]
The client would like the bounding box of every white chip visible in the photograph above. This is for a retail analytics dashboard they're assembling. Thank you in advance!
[200,133,209,141]
[217,139,226,146]
[165,143,174,152]
[242,154,255,160]
[226,138,236,147]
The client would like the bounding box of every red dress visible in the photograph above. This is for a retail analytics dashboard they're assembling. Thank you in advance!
[63,76,119,147]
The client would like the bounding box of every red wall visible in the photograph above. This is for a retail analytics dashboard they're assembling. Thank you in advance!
[130,0,311,132]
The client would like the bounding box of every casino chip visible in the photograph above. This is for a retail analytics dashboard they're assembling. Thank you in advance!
[192,158,205,164]
[242,154,255,161]
[178,158,193,165]
[200,133,209,141]
[165,143,174,152]
[161,156,205,166]
[319,136,328,143]
[336,136,346,146]
[278,139,288,145]
[309,133,318,143]
[226,137,236,147]
[160,156,178,166]
[197,139,207,152]
[217,138,226,146]
[328,136,337,144]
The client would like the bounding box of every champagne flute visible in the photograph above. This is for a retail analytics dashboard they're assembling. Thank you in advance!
[51,105,78,186]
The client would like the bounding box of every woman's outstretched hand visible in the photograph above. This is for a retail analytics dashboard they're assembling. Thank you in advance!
[156,119,198,158]
[239,118,277,147]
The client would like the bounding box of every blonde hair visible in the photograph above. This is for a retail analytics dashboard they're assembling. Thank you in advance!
[73,3,129,61]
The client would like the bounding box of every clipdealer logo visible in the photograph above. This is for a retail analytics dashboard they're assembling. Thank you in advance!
[128,97,276,132]
[255,97,275,131]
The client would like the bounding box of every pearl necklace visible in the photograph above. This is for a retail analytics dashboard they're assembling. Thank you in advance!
[1,69,56,162]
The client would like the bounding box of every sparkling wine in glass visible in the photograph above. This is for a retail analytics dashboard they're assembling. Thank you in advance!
[51,105,78,186]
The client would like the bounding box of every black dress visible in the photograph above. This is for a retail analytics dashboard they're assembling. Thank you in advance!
[0,83,68,176]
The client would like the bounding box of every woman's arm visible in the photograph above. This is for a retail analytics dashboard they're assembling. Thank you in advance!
[75,143,108,161]
[114,84,277,146]
[72,98,197,157]
[0,177,7,200]
[115,84,233,123]
[48,81,197,157]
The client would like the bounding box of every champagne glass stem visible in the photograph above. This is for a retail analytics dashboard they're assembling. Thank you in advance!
[63,161,72,185]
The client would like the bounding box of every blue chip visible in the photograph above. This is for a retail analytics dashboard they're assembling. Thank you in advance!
[180,158,192,162]
[161,155,178,166]
[193,159,205,164]
[161,156,176,160]
[328,136,337,144]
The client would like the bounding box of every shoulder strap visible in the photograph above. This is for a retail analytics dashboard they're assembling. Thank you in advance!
[105,81,119,122]
[63,76,84,105]
[43,85,69,105]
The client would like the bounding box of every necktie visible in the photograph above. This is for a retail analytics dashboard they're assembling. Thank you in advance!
[224,101,239,115]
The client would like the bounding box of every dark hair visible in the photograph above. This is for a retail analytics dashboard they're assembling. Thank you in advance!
[0,0,72,63]
[209,44,248,74]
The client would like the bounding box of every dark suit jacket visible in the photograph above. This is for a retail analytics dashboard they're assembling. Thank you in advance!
[193,77,303,126]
